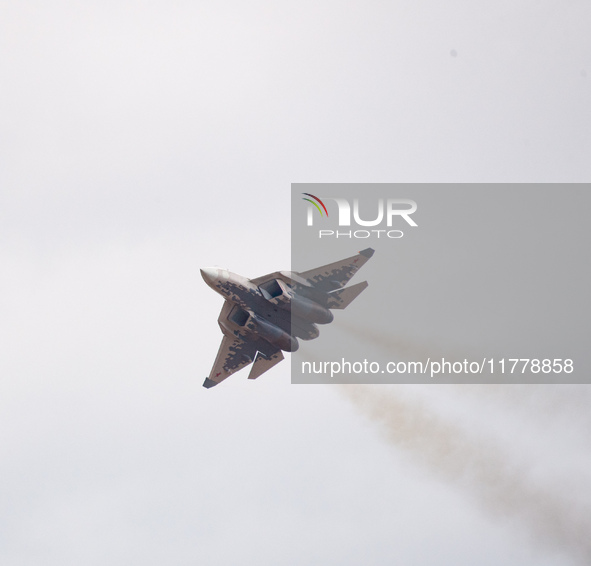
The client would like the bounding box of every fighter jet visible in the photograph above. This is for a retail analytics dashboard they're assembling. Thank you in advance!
[200,248,374,388]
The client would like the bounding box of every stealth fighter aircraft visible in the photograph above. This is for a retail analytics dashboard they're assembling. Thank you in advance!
[200,248,374,388]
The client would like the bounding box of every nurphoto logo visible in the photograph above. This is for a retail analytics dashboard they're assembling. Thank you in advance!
[303,195,418,239]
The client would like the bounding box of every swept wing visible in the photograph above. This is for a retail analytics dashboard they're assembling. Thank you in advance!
[297,247,374,292]
[204,302,284,388]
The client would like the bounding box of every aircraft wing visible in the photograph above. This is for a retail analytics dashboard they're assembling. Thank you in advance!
[203,329,284,388]
[203,335,255,388]
[297,247,374,292]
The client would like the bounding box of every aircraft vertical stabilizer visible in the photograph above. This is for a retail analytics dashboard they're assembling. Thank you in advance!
[326,281,369,309]
[248,350,284,380]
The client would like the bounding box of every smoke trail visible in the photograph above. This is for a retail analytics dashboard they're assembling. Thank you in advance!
[335,318,469,373]
[338,384,591,564]
[335,318,591,428]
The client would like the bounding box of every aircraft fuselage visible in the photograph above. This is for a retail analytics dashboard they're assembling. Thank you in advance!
[200,267,320,351]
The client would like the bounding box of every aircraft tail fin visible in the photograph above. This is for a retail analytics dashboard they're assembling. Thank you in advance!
[326,281,368,310]
[248,350,284,380]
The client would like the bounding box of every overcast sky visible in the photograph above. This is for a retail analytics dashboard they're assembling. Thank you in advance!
[1,1,590,565]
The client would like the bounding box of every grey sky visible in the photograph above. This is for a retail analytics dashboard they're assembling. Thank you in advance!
[1,1,590,565]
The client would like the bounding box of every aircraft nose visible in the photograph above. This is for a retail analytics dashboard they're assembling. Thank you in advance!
[200,267,218,285]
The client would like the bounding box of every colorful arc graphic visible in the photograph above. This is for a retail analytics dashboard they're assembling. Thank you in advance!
[302,193,329,217]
